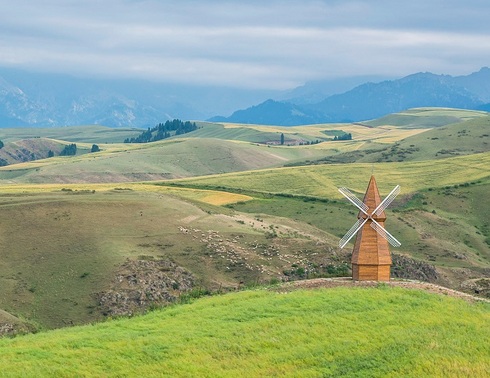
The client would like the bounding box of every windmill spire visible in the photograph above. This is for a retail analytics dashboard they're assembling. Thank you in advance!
[359,175,386,220]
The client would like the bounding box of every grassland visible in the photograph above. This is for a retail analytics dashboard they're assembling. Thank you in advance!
[0,125,140,144]
[0,138,344,184]
[364,107,489,128]
[0,187,348,329]
[0,106,489,334]
[0,286,488,377]
[166,152,490,198]
[192,121,427,145]
[3,108,487,184]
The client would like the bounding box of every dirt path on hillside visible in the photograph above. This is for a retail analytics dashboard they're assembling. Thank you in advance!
[273,277,490,303]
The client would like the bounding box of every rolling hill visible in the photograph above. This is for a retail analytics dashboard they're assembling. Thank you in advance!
[0,186,350,329]
[0,286,488,377]
[0,107,488,336]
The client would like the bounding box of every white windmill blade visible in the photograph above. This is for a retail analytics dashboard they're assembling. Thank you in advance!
[338,187,369,215]
[373,185,400,216]
[370,219,401,247]
[339,217,368,249]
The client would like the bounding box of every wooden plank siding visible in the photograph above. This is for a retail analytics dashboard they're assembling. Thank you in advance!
[351,176,392,281]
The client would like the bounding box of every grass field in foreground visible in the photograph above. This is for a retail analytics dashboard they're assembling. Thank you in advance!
[0,286,488,377]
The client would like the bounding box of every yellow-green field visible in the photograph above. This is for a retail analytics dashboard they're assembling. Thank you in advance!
[0,106,489,360]
[168,151,490,198]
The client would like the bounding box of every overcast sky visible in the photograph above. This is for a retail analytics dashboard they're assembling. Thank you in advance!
[1,0,489,89]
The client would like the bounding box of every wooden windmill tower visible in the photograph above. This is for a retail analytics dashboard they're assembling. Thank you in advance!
[338,176,401,281]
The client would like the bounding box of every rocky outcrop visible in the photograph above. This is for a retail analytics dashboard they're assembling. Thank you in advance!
[0,323,17,337]
[0,320,33,338]
[460,278,490,299]
[391,254,438,282]
[97,258,195,317]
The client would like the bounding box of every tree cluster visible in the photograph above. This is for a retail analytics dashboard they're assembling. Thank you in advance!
[59,143,77,156]
[333,133,352,141]
[124,119,198,143]
[298,140,321,145]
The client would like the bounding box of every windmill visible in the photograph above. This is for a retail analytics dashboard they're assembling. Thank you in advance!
[338,176,400,281]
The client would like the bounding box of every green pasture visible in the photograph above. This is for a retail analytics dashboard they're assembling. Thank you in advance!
[167,151,490,198]
[365,107,488,128]
[0,188,344,329]
[0,107,489,335]
[0,125,140,144]
[0,138,339,184]
[163,152,490,272]
[224,179,490,271]
[282,114,490,165]
[381,115,490,160]
[193,121,427,145]
[0,287,488,377]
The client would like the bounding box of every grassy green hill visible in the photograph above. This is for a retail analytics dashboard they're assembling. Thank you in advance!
[0,125,140,144]
[166,152,490,197]
[0,187,348,329]
[377,115,490,161]
[0,138,344,184]
[0,107,489,334]
[161,153,490,286]
[282,113,490,165]
[363,107,488,128]
[0,286,488,377]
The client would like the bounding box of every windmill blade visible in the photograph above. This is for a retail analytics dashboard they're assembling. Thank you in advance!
[339,218,368,249]
[373,185,400,216]
[370,219,401,247]
[338,187,369,215]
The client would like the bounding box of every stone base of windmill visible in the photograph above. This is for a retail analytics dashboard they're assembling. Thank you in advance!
[352,264,391,281]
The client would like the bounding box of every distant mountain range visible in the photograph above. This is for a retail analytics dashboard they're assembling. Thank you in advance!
[0,68,277,128]
[210,68,490,125]
[1,67,490,128]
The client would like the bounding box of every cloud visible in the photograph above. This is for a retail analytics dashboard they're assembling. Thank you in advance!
[0,0,489,89]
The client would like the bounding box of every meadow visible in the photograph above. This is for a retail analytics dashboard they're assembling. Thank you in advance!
[0,106,488,342]
[0,286,488,377]
[166,152,490,198]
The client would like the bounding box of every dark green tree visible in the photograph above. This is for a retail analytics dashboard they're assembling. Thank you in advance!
[0,140,4,149]
[59,144,77,156]
[124,119,198,143]
[91,144,100,153]
[47,150,54,158]
[280,133,285,145]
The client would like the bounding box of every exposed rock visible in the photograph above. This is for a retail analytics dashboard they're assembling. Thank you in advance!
[460,278,490,299]
[0,323,16,337]
[96,258,195,317]
[0,322,33,338]
[391,254,438,282]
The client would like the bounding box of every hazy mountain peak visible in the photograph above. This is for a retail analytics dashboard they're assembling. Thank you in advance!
[211,68,490,126]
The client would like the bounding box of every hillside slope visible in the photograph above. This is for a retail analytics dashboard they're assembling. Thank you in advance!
[0,187,347,329]
[0,109,488,332]
[164,153,490,286]
[295,111,490,165]
[0,138,335,184]
[0,286,488,377]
